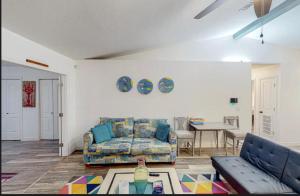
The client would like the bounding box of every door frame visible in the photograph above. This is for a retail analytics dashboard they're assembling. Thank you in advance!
[1,78,23,141]
[39,77,65,156]
[58,75,66,156]
[2,60,68,156]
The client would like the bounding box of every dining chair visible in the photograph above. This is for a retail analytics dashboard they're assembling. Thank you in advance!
[223,116,246,155]
[174,117,194,156]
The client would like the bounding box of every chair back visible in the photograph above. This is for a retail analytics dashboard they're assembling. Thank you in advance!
[224,116,239,129]
[174,117,189,130]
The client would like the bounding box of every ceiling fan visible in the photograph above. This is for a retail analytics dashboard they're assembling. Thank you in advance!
[194,0,272,20]
[240,0,273,18]
[240,0,273,44]
[194,0,226,19]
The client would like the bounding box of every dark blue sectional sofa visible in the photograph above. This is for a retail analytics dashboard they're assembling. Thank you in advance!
[212,133,300,194]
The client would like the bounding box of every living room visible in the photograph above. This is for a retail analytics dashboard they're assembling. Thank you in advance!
[1,0,300,194]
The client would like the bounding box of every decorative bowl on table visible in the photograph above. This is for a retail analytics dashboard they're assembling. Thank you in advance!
[190,118,206,125]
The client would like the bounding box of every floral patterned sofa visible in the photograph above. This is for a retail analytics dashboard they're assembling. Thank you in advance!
[83,117,177,165]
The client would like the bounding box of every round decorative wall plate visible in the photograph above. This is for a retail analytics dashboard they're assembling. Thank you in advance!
[137,79,153,95]
[117,76,133,92]
[158,77,174,93]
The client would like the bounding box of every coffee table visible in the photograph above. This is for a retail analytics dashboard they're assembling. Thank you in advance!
[98,168,183,194]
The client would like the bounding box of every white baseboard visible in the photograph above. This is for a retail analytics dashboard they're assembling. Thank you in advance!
[21,137,39,141]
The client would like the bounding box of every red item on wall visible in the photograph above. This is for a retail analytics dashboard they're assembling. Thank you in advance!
[22,81,36,107]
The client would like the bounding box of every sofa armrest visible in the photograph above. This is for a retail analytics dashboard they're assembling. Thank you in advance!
[83,131,93,154]
[168,130,177,162]
[168,130,177,146]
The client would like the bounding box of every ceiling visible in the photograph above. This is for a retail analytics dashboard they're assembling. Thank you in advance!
[2,0,300,59]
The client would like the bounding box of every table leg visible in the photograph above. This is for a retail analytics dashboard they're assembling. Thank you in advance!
[225,132,228,156]
[199,131,202,156]
[223,130,226,148]
[216,130,219,149]
[177,139,180,157]
[193,132,196,156]
[232,138,235,155]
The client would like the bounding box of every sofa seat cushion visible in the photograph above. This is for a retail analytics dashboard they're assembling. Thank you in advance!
[212,156,294,194]
[88,137,133,155]
[131,138,171,155]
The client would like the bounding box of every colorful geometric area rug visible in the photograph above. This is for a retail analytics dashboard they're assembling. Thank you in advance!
[1,173,17,183]
[59,176,103,194]
[177,172,232,194]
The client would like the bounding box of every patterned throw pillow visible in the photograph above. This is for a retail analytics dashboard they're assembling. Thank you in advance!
[134,119,168,128]
[113,121,129,137]
[99,117,134,138]
[134,123,156,138]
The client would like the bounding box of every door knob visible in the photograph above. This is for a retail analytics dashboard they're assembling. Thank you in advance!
[259,111,263,113]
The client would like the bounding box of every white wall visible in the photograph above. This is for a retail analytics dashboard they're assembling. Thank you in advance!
[278,61,300,146]
[114,37,300,146]
[75,60,252,148]
[2,28,76,155]
[2,62,60,141]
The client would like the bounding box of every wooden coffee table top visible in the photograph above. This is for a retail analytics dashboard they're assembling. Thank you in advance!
[98,168,183,194]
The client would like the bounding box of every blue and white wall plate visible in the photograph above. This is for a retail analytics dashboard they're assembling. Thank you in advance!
[158,77,174,93]
[117,76,133,92]
[137,79,153,95]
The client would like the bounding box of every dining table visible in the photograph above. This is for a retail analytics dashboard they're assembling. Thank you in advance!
[189,122,237,156]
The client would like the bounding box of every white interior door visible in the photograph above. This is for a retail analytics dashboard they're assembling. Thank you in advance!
[1,79,21,140]
[258,77,277,137]
[40,80,54,139]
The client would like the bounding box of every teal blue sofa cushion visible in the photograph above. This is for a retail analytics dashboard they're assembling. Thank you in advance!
[92,124,112,144]
[155,123,170,142]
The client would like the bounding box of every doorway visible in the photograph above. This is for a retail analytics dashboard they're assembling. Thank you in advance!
[2,61,66,156]
[251,64,279,139]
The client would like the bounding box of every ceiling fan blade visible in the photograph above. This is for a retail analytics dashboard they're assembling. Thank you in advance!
[194,0,227,19]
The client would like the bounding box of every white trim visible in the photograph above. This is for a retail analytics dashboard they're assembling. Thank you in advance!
[279,141,300,147]
[22,137,39,141]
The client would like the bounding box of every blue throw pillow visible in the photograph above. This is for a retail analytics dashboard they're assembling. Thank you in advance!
[92,124,112,144]
[155,123,170,142]
[95,122,115,138]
